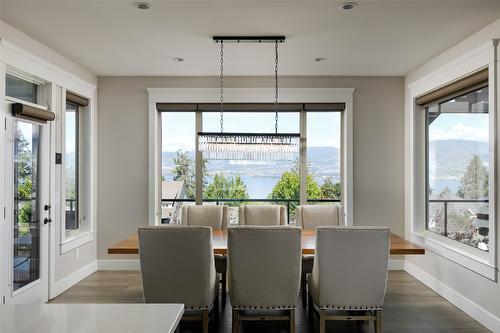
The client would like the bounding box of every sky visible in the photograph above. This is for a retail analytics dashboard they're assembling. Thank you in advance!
[161,111,341,152]
[429,113,489,142]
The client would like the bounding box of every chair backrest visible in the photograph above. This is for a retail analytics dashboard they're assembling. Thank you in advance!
[138,225,216,309]
[238,205,287,225]
[296,205,344,229]
[181,205,230,230]
[228,226,301,310]
[311,226,390,310]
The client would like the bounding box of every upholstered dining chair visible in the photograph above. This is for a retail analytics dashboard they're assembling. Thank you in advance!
[228,226,302,333]
[308,226,390,333]
[138,225,218,333]
[238,205,287,225]
[296,204,344,306]
[181,205,230,301]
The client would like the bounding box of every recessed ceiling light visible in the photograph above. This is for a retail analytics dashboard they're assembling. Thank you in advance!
[314,57,326,62]
[173,57,185,62]
[135,2,151,10]
[340,1,358,10]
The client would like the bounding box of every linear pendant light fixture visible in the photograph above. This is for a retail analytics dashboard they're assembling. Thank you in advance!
[198,36,300,161]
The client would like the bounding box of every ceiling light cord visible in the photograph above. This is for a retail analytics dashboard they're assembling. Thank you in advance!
[275,40,279,134]
[219,40,224,133]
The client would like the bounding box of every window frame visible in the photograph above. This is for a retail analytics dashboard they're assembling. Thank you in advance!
[59,89,92,253]
[148,88,354,227]
[406,40,497,280]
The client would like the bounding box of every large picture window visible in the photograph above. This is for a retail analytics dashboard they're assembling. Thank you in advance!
[425,85,489,251]
[159,104,344,224]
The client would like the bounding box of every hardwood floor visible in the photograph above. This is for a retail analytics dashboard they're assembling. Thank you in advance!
[51,271,490,333]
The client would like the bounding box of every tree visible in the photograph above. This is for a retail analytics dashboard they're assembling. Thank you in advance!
[170,150,208,199]
[171,150,195,198]
[439,186,453,199]
[320,177,341,199]
[15,129,33,236]
[269,170,321,213]
[457,155,488,199]
[204,173,249,206]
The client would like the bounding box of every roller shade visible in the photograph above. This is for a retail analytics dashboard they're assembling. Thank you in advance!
[416,69,488,106]
[66,91,89,106]
[11,103,55,123]
[156,103,346,112]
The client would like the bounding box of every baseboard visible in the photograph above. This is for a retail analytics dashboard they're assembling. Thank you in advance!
[97,259,141,270]
[405,261,500,332]
[388,259,405,270]
[50,260,97,299]
[97,259,403,271]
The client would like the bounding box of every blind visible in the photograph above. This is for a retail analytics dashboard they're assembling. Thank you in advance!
[11,103,55,123]
[415,69,488,106]
[156,102,346,112]
[66,91,89,107]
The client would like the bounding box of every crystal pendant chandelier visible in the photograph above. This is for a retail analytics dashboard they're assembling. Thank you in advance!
[198,36,300,161]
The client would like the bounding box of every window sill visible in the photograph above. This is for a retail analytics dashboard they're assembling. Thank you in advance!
[410,231,497,281]
[60,231,94,254]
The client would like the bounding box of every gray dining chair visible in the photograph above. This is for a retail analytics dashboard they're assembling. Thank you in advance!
[308,226,390,333]
[296,204,344,306]
[238,205,287,225]
[138,225,218,333]
[181,205,230,301]
[228,226,302,333]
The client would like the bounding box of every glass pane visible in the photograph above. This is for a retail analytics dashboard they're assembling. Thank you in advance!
[202,112,299,222]
[65,102,78,231]
[13,121,40,291]
[161,112,195,224]
[6,74,38,104]
[427,86,489,251]
[306,112,342,203]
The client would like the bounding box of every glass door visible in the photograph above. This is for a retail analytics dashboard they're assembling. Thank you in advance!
[9,119,50,303]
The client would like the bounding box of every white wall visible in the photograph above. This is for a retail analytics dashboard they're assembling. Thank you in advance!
[97,76,404,260]
[0,20,98,298]
[405,18,500,330]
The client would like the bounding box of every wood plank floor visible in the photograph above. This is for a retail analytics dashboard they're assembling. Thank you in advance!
[51,271,490,333]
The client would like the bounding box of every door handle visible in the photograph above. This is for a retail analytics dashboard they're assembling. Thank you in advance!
[43,218,52,225]
[44,204,51,211]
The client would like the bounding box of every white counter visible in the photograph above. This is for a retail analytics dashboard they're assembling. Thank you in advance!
[0,303,184,333]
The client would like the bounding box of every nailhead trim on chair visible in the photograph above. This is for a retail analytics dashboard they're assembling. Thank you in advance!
[232,305,296,310]
[316,304,383,310]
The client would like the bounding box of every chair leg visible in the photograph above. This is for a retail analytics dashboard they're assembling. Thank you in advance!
[232,309,240,333]
[301,272,307,307]
[221,272,227,306]
[319,309,326,333]
[375,310,382,333]
[202,309,209,333]
[290,309,296,333]
[308,291,313,325]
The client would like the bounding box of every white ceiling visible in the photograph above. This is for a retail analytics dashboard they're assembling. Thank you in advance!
[1,1,500,77]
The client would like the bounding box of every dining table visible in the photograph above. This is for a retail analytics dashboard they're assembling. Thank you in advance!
[108,229,425,255]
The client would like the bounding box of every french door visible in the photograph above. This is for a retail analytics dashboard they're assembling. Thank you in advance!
[5,117,50,303]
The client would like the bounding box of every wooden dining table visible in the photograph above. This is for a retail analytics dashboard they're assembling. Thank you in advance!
[108,229,425,255]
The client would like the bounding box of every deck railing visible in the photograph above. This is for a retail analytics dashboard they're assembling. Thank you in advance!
[428,199,489,237]
[161,198,341,224]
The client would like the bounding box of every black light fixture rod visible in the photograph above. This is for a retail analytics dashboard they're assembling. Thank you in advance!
[213,36,285,43]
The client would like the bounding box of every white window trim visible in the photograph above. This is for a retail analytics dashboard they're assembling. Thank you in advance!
[405,39,498,280]
[147,87,354,226]
[59,88,94,254]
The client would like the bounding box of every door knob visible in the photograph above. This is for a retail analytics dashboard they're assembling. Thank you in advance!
[43,218,52,224]
[44,204,51,211]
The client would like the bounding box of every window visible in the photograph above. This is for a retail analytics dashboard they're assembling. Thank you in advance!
[158,104,345,224]
[425,86,489,251]
[62,92,90,244]
[6,74,38,104]
[65,102,79,231]
[306,112,342,202]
